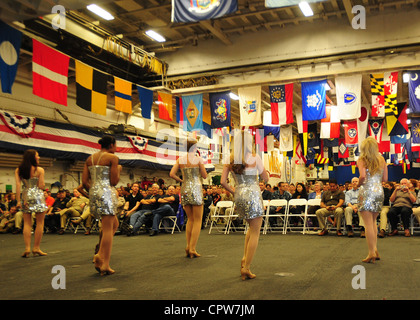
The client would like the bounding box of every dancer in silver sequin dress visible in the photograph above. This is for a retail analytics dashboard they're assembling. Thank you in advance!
[82,136,121,275]
[15,149,48,258]
[357,137,388,264]
[170,138,207,258]
[221,130,269,280]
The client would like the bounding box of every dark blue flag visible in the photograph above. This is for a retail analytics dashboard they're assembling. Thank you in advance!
[301,79,327,121]
[209,91,231,128]
[408,71,420,113]
[0,20,22,93]
[172,0,238,23]
[137,86,153,119]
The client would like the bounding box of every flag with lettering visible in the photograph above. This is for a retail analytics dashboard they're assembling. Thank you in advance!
[301,79,327,121]
[182,93,203,132]
[209,91,231,128]
[335,74,362,120]
[238,86,261,127]
[269,83,293,125]
[0,21,22,93]
[172,0,237,23]
[32,39,69,106]
[320,105,340,139]
[408,71,420,113]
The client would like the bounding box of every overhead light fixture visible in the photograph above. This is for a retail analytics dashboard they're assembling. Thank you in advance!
[229,92,239,100]
[299,1,314,17]
[145,30,166,43]
[87,4,114,20]
[403,72,410,83]
[324,82,331,91]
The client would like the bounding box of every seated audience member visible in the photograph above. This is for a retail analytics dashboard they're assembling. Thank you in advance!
[149,185,179,236]
[126,184,160,236]
[413,185,420,231]
[378,181,393,238]
[344,177,365,237]
[307,181,323,228]
[387,178,417,237]
[0,206,18,233]
[316,179,345,236]
[259,181,272,201]
[44,189,68,233]
[7,193,17,211]
[58,188,89,235]
[289,182,308,226]
[120,182,143,223]
[202,188,213,228]
[269,182,292,227]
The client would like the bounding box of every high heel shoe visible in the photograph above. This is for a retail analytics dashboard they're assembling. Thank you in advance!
[32,250,47,257]
[189,251,201,259]
[375,250,381,261]
[240,268,256,281]
[100,268,115,276]
[185,248,190,257]
[362,255,376,264]
[21,251,30,258]
[93,254,103,273]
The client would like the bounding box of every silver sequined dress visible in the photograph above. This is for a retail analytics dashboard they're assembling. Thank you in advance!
[231,168,264,220]
[89,165,118,218]
[21,177,48,213]
[181,167,203,206]
[358,168,384,213]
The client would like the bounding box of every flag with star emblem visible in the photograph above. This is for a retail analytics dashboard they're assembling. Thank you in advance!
[182,93,203,132]
[343,120,358,146]
[269,83,293,125]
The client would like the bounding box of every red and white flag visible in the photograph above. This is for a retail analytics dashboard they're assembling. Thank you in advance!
[269,83,293,125]
[320,105,340,139]
[32,39,69,106]
[343,120,358,146]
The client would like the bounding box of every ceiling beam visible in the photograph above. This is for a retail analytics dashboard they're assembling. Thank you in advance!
[198,20,232,46]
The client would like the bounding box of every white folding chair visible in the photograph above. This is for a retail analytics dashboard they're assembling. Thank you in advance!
[208,201,234,234]
[284,199,308,233]
[159,215,181,234]
[263,199,288,234]
[304,198,321,234]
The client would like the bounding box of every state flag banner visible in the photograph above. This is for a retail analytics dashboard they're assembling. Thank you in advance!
[386,102,408,136]
[172,0,237,23]
[384,71,398,120]
[75,60,108,116]
[137,86,153,120]
[335,74,362,120]
[411,119,420,152]
[320,105,340,139]
[269,83,293,125]
[408,71,420,113]
[343,120,358,146]
[239,86,262,127]
[307,122,320,148]
[263,110,280,140]
[338,139,349,158]
[114,76,132,114]
[301,79,327,121]
[370,73,384,117]
[182,93,203,132]
[0,21,22,94]
[32,39,69,106]
[209,91,231,129]
[279,125,293,152]
[158,91,173,121]
[368,118,389,152]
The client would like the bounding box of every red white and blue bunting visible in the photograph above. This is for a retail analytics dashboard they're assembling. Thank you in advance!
[0,111,35,138]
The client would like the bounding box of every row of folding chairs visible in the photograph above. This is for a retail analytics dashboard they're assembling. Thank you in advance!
[207,199,322,235]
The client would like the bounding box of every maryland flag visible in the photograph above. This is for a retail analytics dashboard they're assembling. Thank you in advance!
[75,60,108,116]
[370,73,384,117]
[384,71,399,122]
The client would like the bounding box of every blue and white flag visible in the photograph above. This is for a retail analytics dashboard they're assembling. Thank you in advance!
[182,93,203,132]
[209,91,231,128]
[301,79,327,121]
[0,21,22,94]
[172,0,238,23]
[265,0,325,8]
[408,71,420,113]
[390,134,408,145]
[137,86,153,119]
